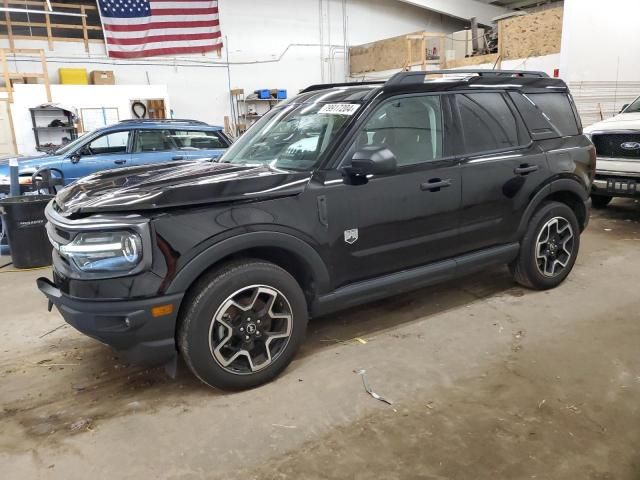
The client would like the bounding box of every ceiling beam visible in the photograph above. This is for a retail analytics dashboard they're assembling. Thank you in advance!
[396,0,510,25]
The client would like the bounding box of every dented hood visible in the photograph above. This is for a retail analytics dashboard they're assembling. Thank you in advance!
[54,160,311,216]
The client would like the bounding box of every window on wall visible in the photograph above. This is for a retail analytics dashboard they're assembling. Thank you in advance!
[355,95,444,166]
[1,0,104,43]
[457,93,520,154]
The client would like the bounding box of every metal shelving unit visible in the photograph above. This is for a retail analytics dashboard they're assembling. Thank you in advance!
[230,89,283,136]
[29,106,78,153]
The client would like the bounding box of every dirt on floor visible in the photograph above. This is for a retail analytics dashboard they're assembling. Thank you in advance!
[1,198,640,479]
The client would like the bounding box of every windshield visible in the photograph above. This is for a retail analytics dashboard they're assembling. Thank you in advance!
[221,102,359,171]
[624,97,640,113]
[54,131,91,155]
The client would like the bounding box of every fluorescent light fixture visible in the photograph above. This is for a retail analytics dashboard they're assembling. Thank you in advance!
[0,7,87,17]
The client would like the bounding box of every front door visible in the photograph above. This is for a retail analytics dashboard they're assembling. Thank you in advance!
[454,92,550,251]
[64,129,132,183]
[324,93,462,288]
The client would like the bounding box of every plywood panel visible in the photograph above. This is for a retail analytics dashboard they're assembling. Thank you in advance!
[349,31,426,75]
[446,53,498,69]
[501,7,563,59]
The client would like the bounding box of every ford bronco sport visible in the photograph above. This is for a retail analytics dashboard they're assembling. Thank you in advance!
[38,70,595,390]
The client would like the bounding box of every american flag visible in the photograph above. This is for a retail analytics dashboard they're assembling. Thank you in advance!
[97,0,222,59]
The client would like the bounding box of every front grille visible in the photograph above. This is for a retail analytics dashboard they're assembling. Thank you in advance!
[592,133,640,159]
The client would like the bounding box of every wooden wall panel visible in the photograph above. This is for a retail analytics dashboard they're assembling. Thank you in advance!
[501,7,563,59]
[349,31,426,75]
[446,53,498,69]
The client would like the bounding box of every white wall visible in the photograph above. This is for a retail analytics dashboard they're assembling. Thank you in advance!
[0,0,466,141]
[9,84,169,155]
[560,0,640,125]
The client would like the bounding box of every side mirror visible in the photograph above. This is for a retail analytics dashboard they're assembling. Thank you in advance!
[69,153,81,164]
[344,146,397,179]
[620,104,629,113]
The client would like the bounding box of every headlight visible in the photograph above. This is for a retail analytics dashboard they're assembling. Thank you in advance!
[59,231,142,272]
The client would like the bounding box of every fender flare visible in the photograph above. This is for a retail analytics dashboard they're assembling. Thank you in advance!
[516,177,589,238]
[165,231,330,295]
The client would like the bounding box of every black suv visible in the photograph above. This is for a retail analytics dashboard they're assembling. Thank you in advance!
[38,70,595,390]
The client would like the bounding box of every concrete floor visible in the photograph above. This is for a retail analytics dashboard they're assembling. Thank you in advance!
[1,199,640,479]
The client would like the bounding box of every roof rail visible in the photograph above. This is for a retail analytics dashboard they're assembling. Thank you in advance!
[299,81,385,94]
[119,118,209,125]
[386,69,549,86]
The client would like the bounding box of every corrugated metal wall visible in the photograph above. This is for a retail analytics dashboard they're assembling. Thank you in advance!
[570,81,640,127]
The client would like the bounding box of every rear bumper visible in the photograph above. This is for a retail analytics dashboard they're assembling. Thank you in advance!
[37,277,184,366]
[592,176,640,198]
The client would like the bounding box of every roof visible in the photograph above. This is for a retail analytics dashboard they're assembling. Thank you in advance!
[117,119,222,129]
[297,70,568,99]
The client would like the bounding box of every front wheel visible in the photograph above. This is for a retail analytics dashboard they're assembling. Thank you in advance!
[510,201,580,290]
[178,260,308,390]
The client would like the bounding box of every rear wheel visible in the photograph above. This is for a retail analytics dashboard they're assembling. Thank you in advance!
[591,194,612,209]
[178,260,308,390]
[510,201,580,290]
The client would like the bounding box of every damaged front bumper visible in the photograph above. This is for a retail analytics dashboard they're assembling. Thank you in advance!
[37,277,183,366]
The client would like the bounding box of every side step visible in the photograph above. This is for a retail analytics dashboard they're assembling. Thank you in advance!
[312,243,519,317]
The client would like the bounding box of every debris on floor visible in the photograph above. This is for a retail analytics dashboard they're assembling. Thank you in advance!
[355,369,393,406]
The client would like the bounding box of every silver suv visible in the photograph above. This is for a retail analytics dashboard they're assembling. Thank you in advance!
[585,96,640,208]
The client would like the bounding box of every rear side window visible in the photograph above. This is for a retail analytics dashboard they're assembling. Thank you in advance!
[525,93,579,136]
[457,93,521,154]
[169,130,228,150]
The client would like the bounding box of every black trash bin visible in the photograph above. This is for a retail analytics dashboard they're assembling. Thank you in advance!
[0,195,54,269]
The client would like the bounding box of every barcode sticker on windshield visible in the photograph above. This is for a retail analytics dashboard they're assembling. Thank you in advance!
[319,104,360,115]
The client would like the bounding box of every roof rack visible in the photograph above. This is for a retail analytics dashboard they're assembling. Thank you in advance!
[119,118,209,125]
[386,69,549,86]
[299,81,385,94]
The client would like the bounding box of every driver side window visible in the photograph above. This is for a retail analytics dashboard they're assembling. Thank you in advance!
[84,131,130,155]
[355,95,443,166]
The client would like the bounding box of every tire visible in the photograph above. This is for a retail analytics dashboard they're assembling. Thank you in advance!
[178,260,308,390]
[591,194,612,209]
[510,201,580,290]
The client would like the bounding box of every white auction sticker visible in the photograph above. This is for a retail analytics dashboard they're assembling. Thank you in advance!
[319,103,360,115]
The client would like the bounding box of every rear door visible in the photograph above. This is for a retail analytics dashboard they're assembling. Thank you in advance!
[130,129,179,166]
[455,91,550,251]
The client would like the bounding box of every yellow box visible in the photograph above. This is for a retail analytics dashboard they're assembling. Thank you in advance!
[58,68,88,85]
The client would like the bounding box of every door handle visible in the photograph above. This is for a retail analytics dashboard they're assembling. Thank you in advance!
[172,156,184,161]
[514,164,539,175]
[114,159,127,165]
[421,178,452,192]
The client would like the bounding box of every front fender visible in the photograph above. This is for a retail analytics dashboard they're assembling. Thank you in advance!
[165,231,330,295]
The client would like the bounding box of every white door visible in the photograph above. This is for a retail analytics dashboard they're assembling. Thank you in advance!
[0,100,16,157]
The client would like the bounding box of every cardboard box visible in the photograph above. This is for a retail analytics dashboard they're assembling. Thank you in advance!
[59,68,88,85]
[90,70,115,85]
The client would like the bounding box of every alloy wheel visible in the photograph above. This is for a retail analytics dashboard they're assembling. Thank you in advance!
[208,285,293,374]
[535,216,575,277]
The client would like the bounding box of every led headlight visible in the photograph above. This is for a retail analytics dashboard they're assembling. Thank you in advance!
[59,231,142,273]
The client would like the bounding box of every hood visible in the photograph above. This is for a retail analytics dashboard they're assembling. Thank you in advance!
[584,112,640,133]
[0,153,59,175]
[54,160,312,216]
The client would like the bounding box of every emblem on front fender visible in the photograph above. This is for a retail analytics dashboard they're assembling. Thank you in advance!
[620,142,640,150]
[344,229,359,245]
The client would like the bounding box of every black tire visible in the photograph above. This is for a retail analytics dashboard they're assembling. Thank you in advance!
[591,194,612,209]
[510,201,580,290]
[178,260,308,390]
